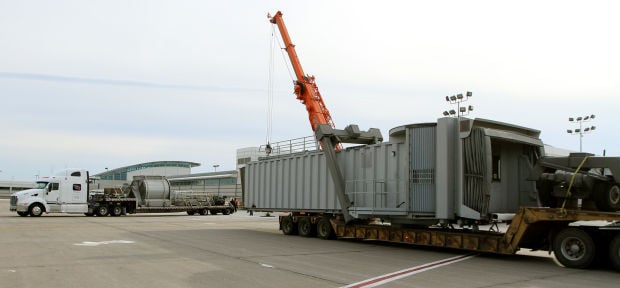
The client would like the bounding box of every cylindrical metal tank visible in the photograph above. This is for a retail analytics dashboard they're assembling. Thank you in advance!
[129,176,171,207]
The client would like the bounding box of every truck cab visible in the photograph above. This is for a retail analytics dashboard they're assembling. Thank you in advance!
[10,169,89,216]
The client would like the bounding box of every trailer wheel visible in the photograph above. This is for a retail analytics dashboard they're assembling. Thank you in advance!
[553,228,596,269]
[317,218,335,240]
[187,210,195,215]
[110,205,123,216]
[223,209,231,215]
[609,234,620,271]
[198,209,207,215]
[594,183,620,212]
[95,205,109,217]
[29,203,44,217]
[298,217,316,237]
[281,216,298,235]
[17,211,28,217]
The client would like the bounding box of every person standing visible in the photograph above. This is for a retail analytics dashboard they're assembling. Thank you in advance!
[230,198,238,212]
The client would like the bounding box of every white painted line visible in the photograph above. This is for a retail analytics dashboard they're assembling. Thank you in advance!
[74,240,135,246]
[341,254,476,288]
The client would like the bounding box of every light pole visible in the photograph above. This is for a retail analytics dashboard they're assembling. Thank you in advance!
[213,164,221,195]
[567,114,596,152]
[443,91,473,118]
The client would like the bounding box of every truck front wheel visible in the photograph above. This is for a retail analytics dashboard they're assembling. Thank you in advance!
[609,234,620,271]
[29,203,44,217]
[553,228,596,269]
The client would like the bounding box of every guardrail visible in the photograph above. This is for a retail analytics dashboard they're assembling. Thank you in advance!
[259,135,319,157]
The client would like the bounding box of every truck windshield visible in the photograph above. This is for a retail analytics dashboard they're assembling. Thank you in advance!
[34,182,48,189]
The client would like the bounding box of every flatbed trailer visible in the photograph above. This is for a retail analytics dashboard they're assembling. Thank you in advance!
[88,193,234,216]
[274,207,620,270]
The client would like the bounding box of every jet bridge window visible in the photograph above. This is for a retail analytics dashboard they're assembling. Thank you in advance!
[492,155,501,181]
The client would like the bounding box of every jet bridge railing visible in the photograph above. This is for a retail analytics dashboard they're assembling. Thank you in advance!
[259,135,320,157]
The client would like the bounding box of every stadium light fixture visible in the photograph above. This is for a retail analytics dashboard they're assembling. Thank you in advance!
[567,114,596,152]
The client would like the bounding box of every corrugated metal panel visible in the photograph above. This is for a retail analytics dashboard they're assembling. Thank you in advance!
[245,152,339,211]
[409,126,436,212]
[343,143,408,216]
[245,143,409,216]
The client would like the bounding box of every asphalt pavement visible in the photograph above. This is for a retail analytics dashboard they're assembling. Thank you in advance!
[1,199,618,288]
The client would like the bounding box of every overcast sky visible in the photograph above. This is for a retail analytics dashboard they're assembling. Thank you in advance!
[1,0,619,181]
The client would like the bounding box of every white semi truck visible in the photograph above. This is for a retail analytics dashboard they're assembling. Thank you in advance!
[10,169,234,217]
[10,169,90,216]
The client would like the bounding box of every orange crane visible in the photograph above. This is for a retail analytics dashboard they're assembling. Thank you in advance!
[268,11,339,141]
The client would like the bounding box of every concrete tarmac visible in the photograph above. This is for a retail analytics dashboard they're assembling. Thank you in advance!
[1,199,618,288]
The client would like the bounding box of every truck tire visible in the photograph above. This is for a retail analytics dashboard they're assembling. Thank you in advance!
[281,216,298,235]
[187,210,195,215]
[29,203,44,217]
[110,205,122,216]
[298,217,316,237]
[609,234,620,271]
[594,183,620,212]
[17,211,28,217]
[317,218,335,240]
[199,209,207,215]
[553,228,596,269]
[84,212,95,216]
[223,208,231,215]
[95,205,109,217]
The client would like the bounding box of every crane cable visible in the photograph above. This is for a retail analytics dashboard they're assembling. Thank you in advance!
[266,25,276,147]
[266,23,298,150]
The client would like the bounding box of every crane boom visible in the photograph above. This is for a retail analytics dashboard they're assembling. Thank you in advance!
[269,11,337,134]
